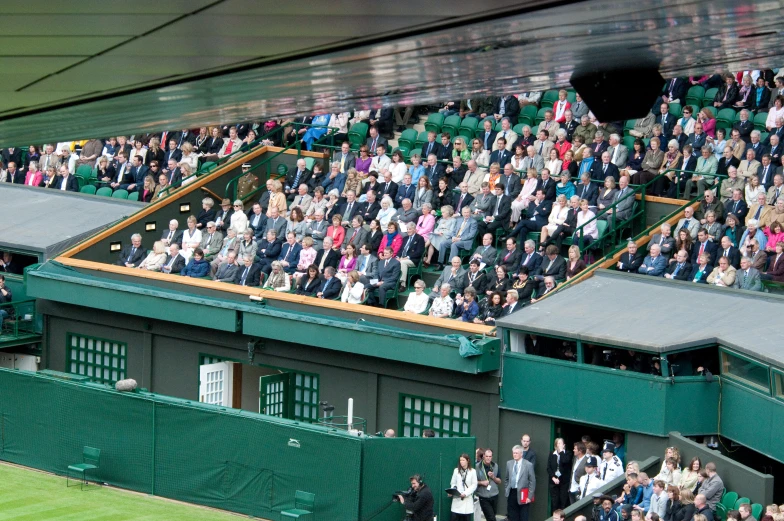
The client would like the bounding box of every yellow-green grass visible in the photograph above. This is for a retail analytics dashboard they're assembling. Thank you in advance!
[0,462,252,520]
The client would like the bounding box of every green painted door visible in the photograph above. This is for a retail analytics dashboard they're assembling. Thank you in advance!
[260,373,290,417]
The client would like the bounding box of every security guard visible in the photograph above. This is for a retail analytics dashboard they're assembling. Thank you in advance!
[598,441,624,484]
[236,163,259,201]
[577,456,602,500]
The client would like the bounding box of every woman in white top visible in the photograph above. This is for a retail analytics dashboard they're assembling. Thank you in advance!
[745,174,766,206]
[376,196,396,228]
[181,215,203,260]
[403,280,429,313]
[340,270,365,304]
[545,148,563,177]
[328,112,350,137]
[389,150,408,184]
[767,95,784,131]
[540,194,570,246]
[470,138,491,173]
[131,139,147,163]
[138,241,167,271]
[178,142,199,173]
[230,200,249,234]
[575,198,598,249]
[449,453,477,520]
[654,457,682,488]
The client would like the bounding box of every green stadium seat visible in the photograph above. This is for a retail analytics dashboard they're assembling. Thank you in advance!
[685,85,705,108]
[200,161,217,172]
[441,115,462,137]
[304,157,316,171]
[720,491,738,511]
[415,131,429,148]
[513,123,525,135]
[127,191,140,201]
[111,189,129,199]
[534,107,549,125]
[395,146,411,160]
[74,176,87,189]
[67,446,100,490]
[669,102,683,118]
[398,128,419,149]
[760,131,770,143]
[459,117,479,139]
[623,136,636,150]
[494,121,504,132]
[716,108,737,128]
[754,111,768,131]
[95,187,112,197]
[566,89,577,103]
[703,88,719,108]
[541,89,559,107]
[520,105,538,127]
[79,185,97,195]
[408,148,422,161]
[75,164,92,178]
[734,497,750,510]
[281,490,315,520]
[424,113,445,133]
[348,121,368,147]
[751,504,763,520]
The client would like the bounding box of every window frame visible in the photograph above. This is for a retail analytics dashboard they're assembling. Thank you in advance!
[719,348,771,394]
[398,393,471,438]
[66,333,127,385]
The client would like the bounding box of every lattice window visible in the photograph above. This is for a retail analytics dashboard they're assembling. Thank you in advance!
[399,394,471,438]
[67,333,127,385]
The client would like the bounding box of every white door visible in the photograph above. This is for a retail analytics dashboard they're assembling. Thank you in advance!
[199,362,233,406]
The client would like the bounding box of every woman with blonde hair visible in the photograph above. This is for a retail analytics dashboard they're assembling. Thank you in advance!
[181,215,203,259]
[267,179,288,216]
[565,244,587,280]
[470,138,491,173]
[512,168,539,223]
[452,137,471,162]
[179,163,196,187]
[540,194,570,246]
[179,141,198,172]
[141,175,156,202]
[138,241,167,271]
[341,167,360,199]
[679,489,697,521]
[486,162,501,190]
[145,137,164,166]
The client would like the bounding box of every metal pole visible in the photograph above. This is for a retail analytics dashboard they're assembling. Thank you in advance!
[151,400,156,496]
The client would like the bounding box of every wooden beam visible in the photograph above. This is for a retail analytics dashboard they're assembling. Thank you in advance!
[53,256,494,335]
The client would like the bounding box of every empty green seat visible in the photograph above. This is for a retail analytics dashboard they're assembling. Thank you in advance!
[79,185,97,195]
[348,121,368,147]
[754,111,769,131]
[520,105,538,126]
[67,446,100,490]
[281,490,315,520]
[720,491,738,510]
[669,102,683,118]
[424,113,444,133]
[415,131,429,147]
[685,85,705,107]
[95,187,112,197]
[703,87,719,108]
[534,107,549,125]
[127,191,140,201]
[111,189,129,199]
[716,108,737,127]
[541,89,559,107]
[398,129,419,149]
[304,157,315,171]
[459,117,479,139]
[441,115,462,137]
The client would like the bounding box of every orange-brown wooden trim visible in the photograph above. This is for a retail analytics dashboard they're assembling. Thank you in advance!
[200,186,223,201]
[54,256,494,335]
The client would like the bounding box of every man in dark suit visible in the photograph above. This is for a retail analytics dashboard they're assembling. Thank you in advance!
[768,135,783,167]
[489,139,512,168]
[1,148,23,167]
[161,244,186,274]
[477,184,512,238]
[453,182,475,214]
[519,240,543,276]
[716,147,740,177]
[365,126,387,155]
[338,191,361,224]
[285,158,312,200]
[574,173,599,207]
[462,259,488,295]
[500,164,522,199]
[691,229,719,267]
[718,236,742,269]
[536,170,557,201]
[479,119,498,151]
[420,130,442,160]
[757,155,776,190]
[115,234,145,267]
[725,189,749,225]
[590,151,621,182]
[3,161,24,184]
[394,174,417,208]
[380,171,398,202]
[234,255,262,286]
[315,267,341,299]
[255,230,282,272]
[397,223,425,287]
[508,190,551,244]
[160,220,184,248]
[358,192,381,222]
[165,158,182,188]
[334,142,356,174]
[247,203,267,239]
[589,132,609,159]
[656,102,676,140]
[172,129,196,148]
[314,237,340,273]
[733,111,755,144]
[369,247,401,305]
[658,77,689,112]
[51,166,80,192]
[214,198,234,234]
[276,232,302,274]
[127,155,149,192]
[495,237,523,273]
[423,154,445,188]
[436,133,454,162]
[162,140,182,166]
[664,249,692,280]
[494,95,521,125]
[616,242,644,272]
[536,245,567,293]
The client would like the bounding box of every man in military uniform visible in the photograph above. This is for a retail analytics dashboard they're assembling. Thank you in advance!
[578,457,602,501]
[236,163,258,203]
[598,442,624,484]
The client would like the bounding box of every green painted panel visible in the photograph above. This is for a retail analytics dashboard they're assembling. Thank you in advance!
[26,272,238,332]
[502,354,719,436]
[720,379,784,463]
[242,312,499,374]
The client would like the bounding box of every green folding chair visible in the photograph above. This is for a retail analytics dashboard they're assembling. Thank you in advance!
[720,491,738,511]
[685,85,705,108]
[734,497,750,510]
[669,102,683,118]
[281,490,315,520]
[347,122,368,147]
[519,105,538,127]
[541,89,559,107]
[534,107,549,125]
[398,128,419,149]
[703,87,719,108]
[75,164,93,178]
[127,191,140,201]
[441,115,462,137]
[415,131,429,148]
[754,111,769,131]
[459,117,479,139]
[67,446,100,490]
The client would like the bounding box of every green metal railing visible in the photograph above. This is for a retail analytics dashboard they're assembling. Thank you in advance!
[0,299,38,339]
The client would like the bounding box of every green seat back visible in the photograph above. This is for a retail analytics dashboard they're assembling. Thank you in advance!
[80,185,97,195]
[398,128,419,149]
[276,163,289,177]
[720,491,738,509]
[535,107,549,125]
[304,157,315,170]
[685,85,705,106]
[75,164,92,178]
[441,115,462,136]
[415,131,429,147]
[596,219,608,237]
[622,136,636,150]
[751,504,763,519]
[111,189,129,199]
[669,102,683,118]
[200,161,217,172]
[521,104,538,125]
[734,498,750,510]
[408,148,422,160]
[566,89,577,103]
[703,87,719,107]
[716,108,737,125]
[494,120,504,132]
[127,191,140,201]
[541,89,559,107]
[348,122,368,146]
[624,119,637,131]
[513,123,525,135]
[83,446,101,466]
[424,113,445,133]
[459,117,479,139]
[95,187,112,197]
[754,111,769,130]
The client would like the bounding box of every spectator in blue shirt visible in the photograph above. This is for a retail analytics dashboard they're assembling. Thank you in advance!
[454,287,479,322]
[635,472,654,514]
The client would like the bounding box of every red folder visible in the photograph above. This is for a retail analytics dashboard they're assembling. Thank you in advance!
[519,487,531,503]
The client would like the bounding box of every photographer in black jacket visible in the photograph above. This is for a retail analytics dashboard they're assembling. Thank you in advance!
[397,474,434,521]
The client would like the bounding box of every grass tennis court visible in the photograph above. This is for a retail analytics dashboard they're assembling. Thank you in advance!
[0,463,248,520]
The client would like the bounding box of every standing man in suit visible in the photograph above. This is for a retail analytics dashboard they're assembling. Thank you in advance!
[606,134,629,168]
[505,444,536,521]
[569,442,589,505]
[733,256,763,291]
[116,234,145,267]
[369,247,401,305]
[658,77,688,110]
[396,222,425,286]
[477,183,512,238]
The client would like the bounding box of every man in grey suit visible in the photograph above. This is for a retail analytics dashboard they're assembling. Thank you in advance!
[342,215,369,252]
[430,256,467,299]
[599,175,634,221]
[733,256,763,291]
[505,445,536,521]
[305,211,328,249]
[334,142,356,174]
[448,206,479,261]
[520,146,545,173]
[675,206,700,240]
[198,222,223,261]
[606,134,629,168]
[213,251,239,282]
[264,207,287,239]
[470,183,495,220]
[470,233,498,267]
[355,243,378,285]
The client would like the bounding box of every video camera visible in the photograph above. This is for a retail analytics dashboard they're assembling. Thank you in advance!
[392,488,412,502]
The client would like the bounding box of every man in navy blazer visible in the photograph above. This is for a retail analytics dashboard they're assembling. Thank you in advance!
[489,138,512,168]
[638,244,667,276]
[369,247,401,305]
[479,119,498,151]
[519,240,543,276]
[717,236,741,269]
[127,155,150,192]
[276,233,302,274]
[508,190,552,244]
[691,229,719,266]
[397,223,426,285]
[115,234,145,267]
[234,255,262,286]
[574,173,599,207]
[590,151,620,182]
[395,174,417,208]
[51,167,80,192]
[656,102,677,140]
[316,267,342,299]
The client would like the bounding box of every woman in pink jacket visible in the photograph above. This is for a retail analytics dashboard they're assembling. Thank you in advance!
[24,162,43,187]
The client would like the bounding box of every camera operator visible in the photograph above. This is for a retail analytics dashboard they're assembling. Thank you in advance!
[396,474,433,521]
